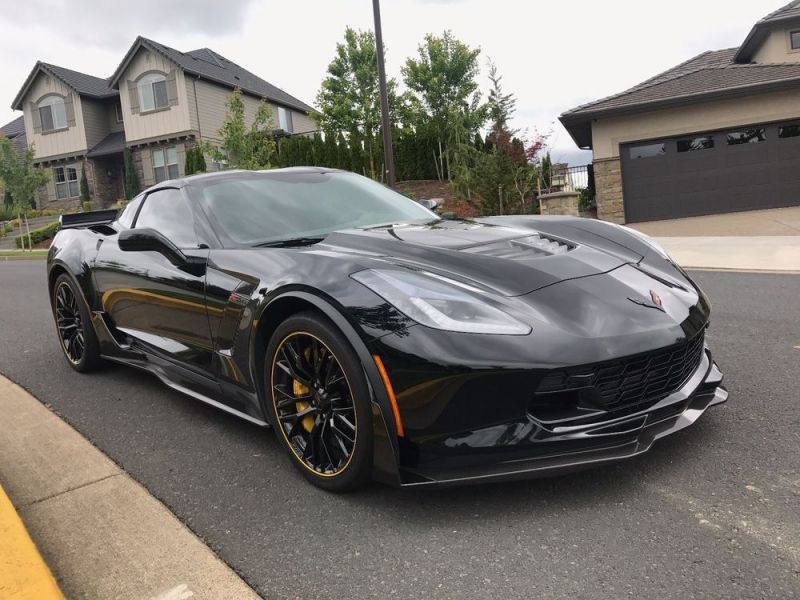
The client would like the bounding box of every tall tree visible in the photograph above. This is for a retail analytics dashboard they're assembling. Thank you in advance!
[0,138,49,209]
[315,28,404,179]
[123,147,140,200]
[486,60,517,136]
[402,30,487,179]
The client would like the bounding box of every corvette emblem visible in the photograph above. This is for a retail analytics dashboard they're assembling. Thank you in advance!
[628,290,665,312]
[650,290,662,307]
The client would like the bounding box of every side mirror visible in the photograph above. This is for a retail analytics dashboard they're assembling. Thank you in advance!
[118,228,187,267]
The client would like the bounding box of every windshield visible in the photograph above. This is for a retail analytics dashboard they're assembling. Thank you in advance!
[196,170,438,246]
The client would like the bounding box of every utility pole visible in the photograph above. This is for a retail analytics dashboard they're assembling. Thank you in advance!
[372,0,396,188]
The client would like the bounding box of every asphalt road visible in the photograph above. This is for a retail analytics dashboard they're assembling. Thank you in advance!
[1,260,798,599]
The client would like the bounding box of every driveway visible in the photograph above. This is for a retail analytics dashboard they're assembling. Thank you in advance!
[629,207,800,272]
[0,260,799,599]
[630,206,800,237]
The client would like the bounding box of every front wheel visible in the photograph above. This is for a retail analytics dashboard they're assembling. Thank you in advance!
[265,312,373,492]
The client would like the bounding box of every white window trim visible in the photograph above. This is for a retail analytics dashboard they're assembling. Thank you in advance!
[53,165,80,200]
[137,72,169,113]
[278,106,294,133]
[115,102,124,123]
[38,95,68,133]
[152,147,179,183]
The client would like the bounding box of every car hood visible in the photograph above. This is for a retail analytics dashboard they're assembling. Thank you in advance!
[315,217,646,297]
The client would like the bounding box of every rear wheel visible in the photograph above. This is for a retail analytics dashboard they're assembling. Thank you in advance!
[52,273,103,372]
[265,312,373,492]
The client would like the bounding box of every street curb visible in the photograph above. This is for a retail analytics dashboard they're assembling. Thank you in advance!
[0,484,65,600]
[0,375,261,600]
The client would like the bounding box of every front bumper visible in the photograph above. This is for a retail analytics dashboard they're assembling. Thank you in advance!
[396,348,726,487]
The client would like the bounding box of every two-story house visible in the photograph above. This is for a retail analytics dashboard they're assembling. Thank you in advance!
[8,36,316,209]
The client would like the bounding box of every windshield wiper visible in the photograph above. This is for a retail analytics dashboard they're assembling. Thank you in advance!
[256,236,327,248]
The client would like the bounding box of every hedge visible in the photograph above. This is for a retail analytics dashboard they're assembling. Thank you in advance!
[15,221,60,249]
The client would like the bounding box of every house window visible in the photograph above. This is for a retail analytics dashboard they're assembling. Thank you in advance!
[727,128,766,145]
[38,95,67,132]
[278,106,293,133]
[152,147,179,183]
[53,166,79,199]
[791,30,800,50]
[677,136,714,152]
[115,101,124,123]
[779,123,800,139]
[137,73,169,112]
[629,143,665,159]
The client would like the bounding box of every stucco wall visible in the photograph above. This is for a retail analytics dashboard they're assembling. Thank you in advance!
[753,27,800,64]
[23,73,87,160]
[119,48,192,143]
[591,87,800,160]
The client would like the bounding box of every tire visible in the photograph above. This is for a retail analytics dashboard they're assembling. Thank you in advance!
[265,311,373,492]
[52,273,104,372]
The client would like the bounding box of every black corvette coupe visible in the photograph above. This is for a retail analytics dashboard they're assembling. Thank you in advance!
[48,168,727,491]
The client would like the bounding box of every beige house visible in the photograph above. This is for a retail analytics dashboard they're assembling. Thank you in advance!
[8,36,316,209]
[560,1,800,223]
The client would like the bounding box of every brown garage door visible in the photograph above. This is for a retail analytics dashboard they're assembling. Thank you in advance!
[620,121,800,223]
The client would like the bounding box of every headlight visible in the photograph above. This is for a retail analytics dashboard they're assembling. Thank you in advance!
[351,269,531,335]
[615,224,671,260]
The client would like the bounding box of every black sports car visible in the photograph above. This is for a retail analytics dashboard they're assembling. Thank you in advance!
[48,168,727,491]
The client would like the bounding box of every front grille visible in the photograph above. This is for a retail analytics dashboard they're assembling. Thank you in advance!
[535,331,706,414]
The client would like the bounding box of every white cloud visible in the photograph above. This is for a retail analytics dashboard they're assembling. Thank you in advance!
[0,0,773,164]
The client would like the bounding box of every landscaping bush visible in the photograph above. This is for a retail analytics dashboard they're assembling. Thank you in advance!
[15,221,59,249]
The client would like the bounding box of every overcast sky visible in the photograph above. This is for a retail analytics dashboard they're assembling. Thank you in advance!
[0,0,777,165]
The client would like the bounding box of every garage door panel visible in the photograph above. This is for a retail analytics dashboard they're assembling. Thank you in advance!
[621,122,800,222]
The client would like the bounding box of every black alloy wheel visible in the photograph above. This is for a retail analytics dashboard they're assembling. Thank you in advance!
[267,313,372,491]
[52,273,103,372]
[55,280,85,364]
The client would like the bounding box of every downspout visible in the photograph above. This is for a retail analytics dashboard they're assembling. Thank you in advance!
[192,76,202,141]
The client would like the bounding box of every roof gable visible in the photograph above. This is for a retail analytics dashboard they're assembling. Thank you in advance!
[736,1,800,62]
[109,36,315,114]
[11,62,115,110]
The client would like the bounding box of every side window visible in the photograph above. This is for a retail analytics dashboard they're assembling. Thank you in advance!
[134,189,198,248]
[117,195,143,229]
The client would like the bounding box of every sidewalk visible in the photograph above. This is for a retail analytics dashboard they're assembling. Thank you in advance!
[0,375,260,600]
[655,236,800,272]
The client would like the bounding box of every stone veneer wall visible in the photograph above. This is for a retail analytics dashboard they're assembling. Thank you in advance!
[593,157,625,224]
[538,191,580,216]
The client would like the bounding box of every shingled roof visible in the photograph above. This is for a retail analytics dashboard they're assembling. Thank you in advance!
[0,116,28,159]
[560,3,800,148]
[11,62,115,110]
[110,37,315,114]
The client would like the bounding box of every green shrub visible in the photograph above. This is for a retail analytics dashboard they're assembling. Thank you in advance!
[15,221,59,249]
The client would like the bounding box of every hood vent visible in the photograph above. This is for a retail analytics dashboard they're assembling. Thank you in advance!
[463,234,574,260]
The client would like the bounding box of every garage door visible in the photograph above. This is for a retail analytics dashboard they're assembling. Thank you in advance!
[620,121,800,222]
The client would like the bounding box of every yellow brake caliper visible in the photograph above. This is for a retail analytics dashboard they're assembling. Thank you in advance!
[293,346,315,433]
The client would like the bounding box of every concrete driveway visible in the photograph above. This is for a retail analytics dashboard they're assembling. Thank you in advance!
[630,206,800,237]
[629,207,800,272]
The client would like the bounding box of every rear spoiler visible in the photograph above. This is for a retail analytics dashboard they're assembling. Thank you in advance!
[59,209,118,230]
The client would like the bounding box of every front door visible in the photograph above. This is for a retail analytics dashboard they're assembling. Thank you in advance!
[93,188,214,376]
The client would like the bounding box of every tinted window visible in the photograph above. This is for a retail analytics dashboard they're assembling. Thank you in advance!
[779,123,800,139]
[629,143,665,159]
[792,30,800,50]
[198,171,437,246]
[135,189,198,248]
[677,136,714,152]
[727,128,765,145]
[117,196,143,229]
